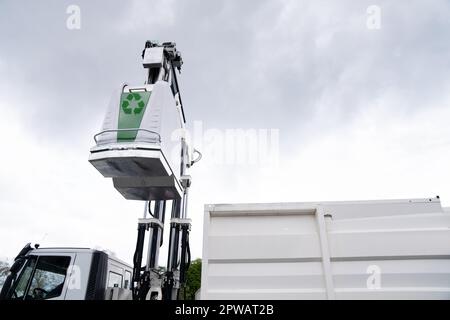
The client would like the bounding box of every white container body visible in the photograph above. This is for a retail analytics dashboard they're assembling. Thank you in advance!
[201,198,450,299]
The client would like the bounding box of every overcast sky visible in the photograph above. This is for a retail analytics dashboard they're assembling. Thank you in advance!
[1,0,450,265]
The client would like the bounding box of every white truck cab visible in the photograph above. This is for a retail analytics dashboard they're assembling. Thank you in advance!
[0,244,132,300]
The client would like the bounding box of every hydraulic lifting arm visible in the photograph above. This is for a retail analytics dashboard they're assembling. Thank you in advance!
[89,41,200,300]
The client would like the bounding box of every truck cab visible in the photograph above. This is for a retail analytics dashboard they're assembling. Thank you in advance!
[0,244,132,300]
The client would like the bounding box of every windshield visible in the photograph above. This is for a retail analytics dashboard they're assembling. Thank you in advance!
[9,255,71,300]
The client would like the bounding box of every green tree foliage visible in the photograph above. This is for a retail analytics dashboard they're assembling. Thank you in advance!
[181,259,201,300]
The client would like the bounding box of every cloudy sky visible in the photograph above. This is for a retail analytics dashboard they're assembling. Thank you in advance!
[1,0,449,265]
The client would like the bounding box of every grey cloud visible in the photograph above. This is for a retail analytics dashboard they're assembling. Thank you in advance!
[1,0,449,148]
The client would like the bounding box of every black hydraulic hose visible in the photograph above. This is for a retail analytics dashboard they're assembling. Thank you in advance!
[132,224,146,300]
[179,227,192,285]
[160,202,166,247]
[186,232,191,271]
[178,232,191,301]
[133,226,145,268]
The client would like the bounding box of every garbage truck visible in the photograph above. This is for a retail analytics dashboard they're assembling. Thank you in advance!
[1,40,449,300]
[2,196,449,300]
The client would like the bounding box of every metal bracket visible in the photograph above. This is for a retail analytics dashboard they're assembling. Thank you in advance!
[138,218,164,229]
[180,175,192,189]
[170,218,191,228]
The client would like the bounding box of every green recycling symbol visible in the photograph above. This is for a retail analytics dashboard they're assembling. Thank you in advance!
[121,93,146,115]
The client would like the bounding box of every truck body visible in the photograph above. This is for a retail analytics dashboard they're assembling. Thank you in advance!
[0,247,132,300]
[201,197,450,299]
